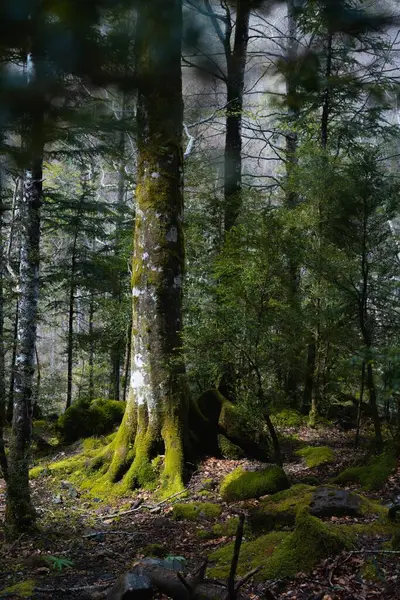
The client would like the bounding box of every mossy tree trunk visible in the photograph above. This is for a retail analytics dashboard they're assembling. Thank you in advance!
[0,164,8,481]
[6,111,44,534]
[103,0,187,495]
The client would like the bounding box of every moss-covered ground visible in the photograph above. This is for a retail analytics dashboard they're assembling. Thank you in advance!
[1,421,399,600]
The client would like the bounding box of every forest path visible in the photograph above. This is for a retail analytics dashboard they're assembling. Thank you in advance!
[0,424,399,600]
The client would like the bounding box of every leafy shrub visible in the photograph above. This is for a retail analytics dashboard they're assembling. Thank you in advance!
[57,398,125,443]
[270,410,305,428]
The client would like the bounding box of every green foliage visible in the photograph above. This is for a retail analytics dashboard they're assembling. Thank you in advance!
[271,410,305,428]
[57,399,125,443]
[296,446,335,467]
[220,466,290,502]
[44,556,74,572]
[172,502,222,520]
[334,450,397,491]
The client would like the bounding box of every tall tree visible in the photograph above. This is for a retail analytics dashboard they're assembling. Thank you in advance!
[101,0,188,494]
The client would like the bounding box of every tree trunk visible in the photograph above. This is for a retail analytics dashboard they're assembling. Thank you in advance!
[6,121,43,534]
[104,0,187,495]
[122,318,132,403]
[366,361,383,451]
[0,169,8,480]
[88,291,95,402]
[109,119,127,402]
[7,298,19,423]
[66,235,77,410]
[304,32,333,418]
[284,0,300,403]
[223,0,250,232]
[355,360,365,449]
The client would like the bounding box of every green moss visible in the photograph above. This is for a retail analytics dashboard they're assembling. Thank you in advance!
[220,466,290,502]
[57,399,125,443]
[296,446,335,468]
[0,580,36,598]
[218,434,245,459]
[200,478,214,490]
[209,531,288,579]
[172,502,222,520]
[249,484,315,533]
[361,559,381,582]
[160,414,185,497]
[299,475,321,485]
[270,410,305,428]
[82,437,105,453]
[209,508,350,581]
[334,450,397,491]
[29,466,47,480]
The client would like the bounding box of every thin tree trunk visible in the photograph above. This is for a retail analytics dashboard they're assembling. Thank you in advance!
[0,168,8,480]
[6,114,43,533]
[88,292,95,402]
[66,233,78,410]
[366,361,382,451]
[122,318,132,403]
[7,298,19,423]
[304,32,333,418]
[223,0,250,232]
[284,0,300,402]
[105,0,187,495]
[355,360,365,449]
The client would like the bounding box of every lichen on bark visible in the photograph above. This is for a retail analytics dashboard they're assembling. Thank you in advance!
[92,0,187,496]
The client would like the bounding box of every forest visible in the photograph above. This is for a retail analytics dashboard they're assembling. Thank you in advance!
[0,0,400,599]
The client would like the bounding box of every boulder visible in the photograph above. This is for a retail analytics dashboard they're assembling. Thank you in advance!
[309,487,362,518]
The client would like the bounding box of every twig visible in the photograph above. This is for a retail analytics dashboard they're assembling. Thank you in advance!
[35,582,111,593]
[82,530,142,539]
[101,487,190,520]
[228,513,245,600]
[349,550,400,555]
[193,558,208,581]
[234,566,262,592]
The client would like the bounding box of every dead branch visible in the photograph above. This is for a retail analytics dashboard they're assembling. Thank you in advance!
[228,513,245,600]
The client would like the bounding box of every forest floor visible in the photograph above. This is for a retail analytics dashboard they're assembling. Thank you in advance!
[0,423,399,600]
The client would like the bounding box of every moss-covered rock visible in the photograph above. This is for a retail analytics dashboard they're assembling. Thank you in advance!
[270,409,305,428]
[248,484,315,533]
[0,580,36,598]
[209,508,350,581]
[220,466,290,502]
[296,446,335,468]
[172,502,222,520]
[218,434,245,459]
[57,399,126,443]
[334,450,397,491]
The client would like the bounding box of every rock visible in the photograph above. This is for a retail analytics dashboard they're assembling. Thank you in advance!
[61,480,79,498]
[107,571,153,600]
[52,495,63,504]
[309,487,361,518]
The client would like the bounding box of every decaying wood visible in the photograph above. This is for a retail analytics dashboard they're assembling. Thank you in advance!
[107,513,260,600]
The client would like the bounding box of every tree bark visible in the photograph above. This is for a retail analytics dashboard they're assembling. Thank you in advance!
[88,291,95,402]
[6,116,43,533]
[7,298,19,423]
[66,232,77,410]
[223,0,250,232]
[0,167,8,480]
[103,0,187,495]
[284,0,300,402]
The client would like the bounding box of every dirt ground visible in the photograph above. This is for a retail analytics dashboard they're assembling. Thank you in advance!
[1,424,399,600]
